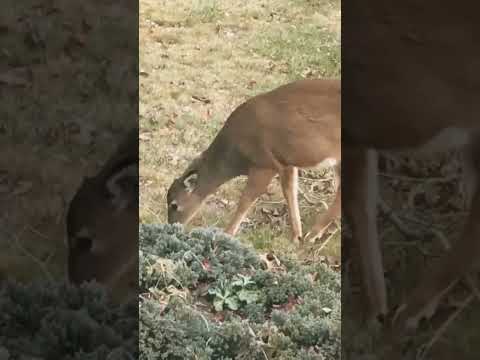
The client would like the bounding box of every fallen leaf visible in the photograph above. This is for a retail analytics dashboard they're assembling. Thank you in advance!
[139,133,151,141]
[192,95,211,104]
[201,259,211,271]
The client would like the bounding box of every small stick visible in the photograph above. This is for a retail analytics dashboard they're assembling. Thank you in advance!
[315,226,339,255]
[417,293,474,360]
[379,172,459,183]
[11,227,54,282]
[297,186,319,206]
[378,198,421,238]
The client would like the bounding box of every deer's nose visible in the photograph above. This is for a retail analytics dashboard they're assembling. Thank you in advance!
[75,236,93,252]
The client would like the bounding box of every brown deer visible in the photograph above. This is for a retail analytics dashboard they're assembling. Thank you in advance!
[167,79,341,244]
[66,127,138,294]
[343,0,480,339]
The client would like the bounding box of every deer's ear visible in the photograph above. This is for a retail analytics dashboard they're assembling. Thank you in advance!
[183,172,198,193]
[105,163,139,211]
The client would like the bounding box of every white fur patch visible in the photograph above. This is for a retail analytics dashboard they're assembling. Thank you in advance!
[394,127,473,158]
[106,163,138,211]
[305,157,338,171]
[183,173,198,193]
[72,227,105,254]
[76,227,90,239]
[67,227,90,247]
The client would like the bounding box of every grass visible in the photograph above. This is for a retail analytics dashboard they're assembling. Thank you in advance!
[255,22,340,80]
[139,0,341,264]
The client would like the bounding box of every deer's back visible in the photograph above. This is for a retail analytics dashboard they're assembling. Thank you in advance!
[344,1,480,150]
[219,79,340,169]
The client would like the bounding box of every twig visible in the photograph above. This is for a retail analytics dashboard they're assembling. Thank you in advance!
[378,198,422,238]
[191,95,211,104]
[11,227,54,282]
[465,275,480,301]
[297,186,317,205]
[315,226,339,255]
[379,172,459,183]
[298,175,334,182]
[27,225,50,241]
[258,199,285,205]
[417,293,474,360]
[298,186,330,211]
[144,206,162,222]
[430,228,451,251]
[379,198,452,251]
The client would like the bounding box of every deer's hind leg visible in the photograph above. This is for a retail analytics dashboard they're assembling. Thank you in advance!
[343,146,388,320]
[304,162,341,243]
[278,166,303,244]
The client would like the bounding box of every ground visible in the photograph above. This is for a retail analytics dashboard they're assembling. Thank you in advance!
[0,2,135,282]
[139,0,341,262]
[343,150,480,359]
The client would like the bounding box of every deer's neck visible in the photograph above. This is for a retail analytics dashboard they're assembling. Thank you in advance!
[198,134,247,196]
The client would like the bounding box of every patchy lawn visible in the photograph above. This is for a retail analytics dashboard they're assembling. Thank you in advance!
[139,0,341,262]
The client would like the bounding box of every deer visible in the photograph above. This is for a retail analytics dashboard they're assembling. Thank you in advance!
[66,127,139,295]
[167,79,341,245]
[343,0,480,344]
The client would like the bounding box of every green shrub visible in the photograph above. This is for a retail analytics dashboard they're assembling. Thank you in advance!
[139,224,341,359]
[0,281,138,359]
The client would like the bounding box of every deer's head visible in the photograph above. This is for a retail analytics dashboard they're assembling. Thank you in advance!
[166,156,209,225]
[66,130,138,291]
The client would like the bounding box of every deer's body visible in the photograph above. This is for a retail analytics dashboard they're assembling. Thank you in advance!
[167,79,341,243]
[343,1,480,340]
[66,128,139,294]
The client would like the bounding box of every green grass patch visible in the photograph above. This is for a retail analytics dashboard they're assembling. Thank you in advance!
[254,23,340,80]
[189,0,223,23]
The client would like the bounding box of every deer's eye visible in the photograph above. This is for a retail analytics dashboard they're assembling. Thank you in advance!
[71,228,93,252]
[169,201,179,211]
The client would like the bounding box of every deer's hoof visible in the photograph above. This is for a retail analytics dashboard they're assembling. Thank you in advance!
[303,228,325,244]
[303,232,317,244]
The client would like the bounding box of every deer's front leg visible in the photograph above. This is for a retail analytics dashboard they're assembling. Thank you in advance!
[225,168,276,236]
[344,146,388,320]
